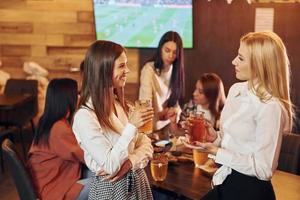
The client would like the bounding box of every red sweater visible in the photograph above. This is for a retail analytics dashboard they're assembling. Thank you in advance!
[27,119,84,200]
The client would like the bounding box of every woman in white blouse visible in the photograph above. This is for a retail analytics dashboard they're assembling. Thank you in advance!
[73,40,154,200]
[139,31,185,134]
[191,32,293,200]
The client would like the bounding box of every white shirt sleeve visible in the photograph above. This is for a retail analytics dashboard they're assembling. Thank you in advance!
[73,109,137,175]
[128,134,153,169]
[139,64,153,101]
[215,101,285,180]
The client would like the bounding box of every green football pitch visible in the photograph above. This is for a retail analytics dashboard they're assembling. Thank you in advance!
[94,5,193,48]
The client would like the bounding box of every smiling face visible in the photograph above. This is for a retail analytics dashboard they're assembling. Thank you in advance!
[193,80,209,107]
[161,41,177,67]
[232,42,252,81]
[112,51,129,88]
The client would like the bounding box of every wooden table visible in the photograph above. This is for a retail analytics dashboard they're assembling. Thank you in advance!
[145,162,300,200]
[0,94,34,160]
[0,94,33,125]
[145,162,211,200]
[273,170,300,200]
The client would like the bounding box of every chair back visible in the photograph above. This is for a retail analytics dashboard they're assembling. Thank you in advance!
[4,79,38,96]
[278,133,300,175]
[4,79,38,121]
[1,139,38,200]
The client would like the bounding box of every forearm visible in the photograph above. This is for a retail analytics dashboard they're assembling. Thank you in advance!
[128,135,153,169]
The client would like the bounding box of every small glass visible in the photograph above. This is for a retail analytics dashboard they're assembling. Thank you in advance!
[193,149,208,168]
[150,155,168,182]
[135,99,153,134]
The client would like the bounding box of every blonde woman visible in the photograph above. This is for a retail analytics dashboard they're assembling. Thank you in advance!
[188,32,293,200]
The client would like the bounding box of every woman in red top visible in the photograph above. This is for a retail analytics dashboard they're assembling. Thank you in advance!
[27,78,90,200]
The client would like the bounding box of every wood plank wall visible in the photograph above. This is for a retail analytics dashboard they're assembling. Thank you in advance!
[0,0,139,88]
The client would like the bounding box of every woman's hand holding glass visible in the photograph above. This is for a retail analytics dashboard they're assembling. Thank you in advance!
[129,107,154,129]
[182,120,219,155]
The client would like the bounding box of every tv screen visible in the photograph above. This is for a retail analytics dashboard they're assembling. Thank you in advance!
[93,0,193,48]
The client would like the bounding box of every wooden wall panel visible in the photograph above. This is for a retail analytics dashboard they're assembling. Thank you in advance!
[77,11,94,23]
[31,45,47,57]
[33,22,94,34]
[0,33,46,45]
[0,22,33,33]
[1,45,31,56]
[0,10,77,23]
[63,34,95,46]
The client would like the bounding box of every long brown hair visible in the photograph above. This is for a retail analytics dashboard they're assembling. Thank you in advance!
[199,73,225,127]
[151,31,185,108]
[79,40,128,132]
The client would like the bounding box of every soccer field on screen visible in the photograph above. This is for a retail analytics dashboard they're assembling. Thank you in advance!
[94,5,193,48]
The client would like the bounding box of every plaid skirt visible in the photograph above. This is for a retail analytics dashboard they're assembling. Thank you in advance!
[88,168,153,200]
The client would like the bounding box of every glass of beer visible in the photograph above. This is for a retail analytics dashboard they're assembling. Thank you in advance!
[150,155,168,181]
[188,111,207,142]
[193,149,208,168]
[135,99,153,134]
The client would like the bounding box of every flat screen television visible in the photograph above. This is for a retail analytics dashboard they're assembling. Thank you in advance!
[93,0,193,48]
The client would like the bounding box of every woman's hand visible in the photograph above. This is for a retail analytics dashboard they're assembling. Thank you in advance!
[157,109,168,121]
[182,139,219,156]
[129,107,154,128]
[166,107,177,123]
[179,119,193,134]
[102,159,132,182]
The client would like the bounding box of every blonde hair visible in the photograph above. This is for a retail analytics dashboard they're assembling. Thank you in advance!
[241,31,293,126]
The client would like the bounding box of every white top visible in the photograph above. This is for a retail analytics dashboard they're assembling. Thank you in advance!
[139,62,180,130]
[212,82,290,185]
[72,99,153,175]
[196,104,215,125]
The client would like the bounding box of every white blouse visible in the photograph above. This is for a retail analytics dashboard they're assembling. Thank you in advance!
[139,62,180,130]
[196,104,215,125]
[72,99,153,175]
[212,82,290,185]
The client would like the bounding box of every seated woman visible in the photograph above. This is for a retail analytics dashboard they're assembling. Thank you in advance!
[169,73,226,134]
[27,78,90,200]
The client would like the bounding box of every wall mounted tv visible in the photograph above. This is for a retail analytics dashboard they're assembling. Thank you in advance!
[93,0,193,48]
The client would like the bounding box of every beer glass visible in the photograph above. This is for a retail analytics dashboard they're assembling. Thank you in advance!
[150,156,168,182]
[193,149,208,168]
[189,111,207,142]
[135,99,153,134]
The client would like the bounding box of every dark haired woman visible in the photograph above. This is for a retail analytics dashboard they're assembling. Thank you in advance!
[72,40,154,199]
[27,78,90,200]
[139,31,185,135]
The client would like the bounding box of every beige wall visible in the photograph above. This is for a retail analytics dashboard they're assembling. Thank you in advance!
[0,0,139,86]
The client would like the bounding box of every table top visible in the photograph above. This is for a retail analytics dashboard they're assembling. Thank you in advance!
[145,162,212,200]
[0,94,32,110]
[145,161,300,200]
[273,170,300,200]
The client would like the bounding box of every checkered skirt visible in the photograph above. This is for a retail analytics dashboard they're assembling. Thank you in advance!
[88,168,153,200]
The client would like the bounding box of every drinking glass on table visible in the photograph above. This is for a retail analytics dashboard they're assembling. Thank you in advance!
[135,99,153,134]
[150,154,168,182]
